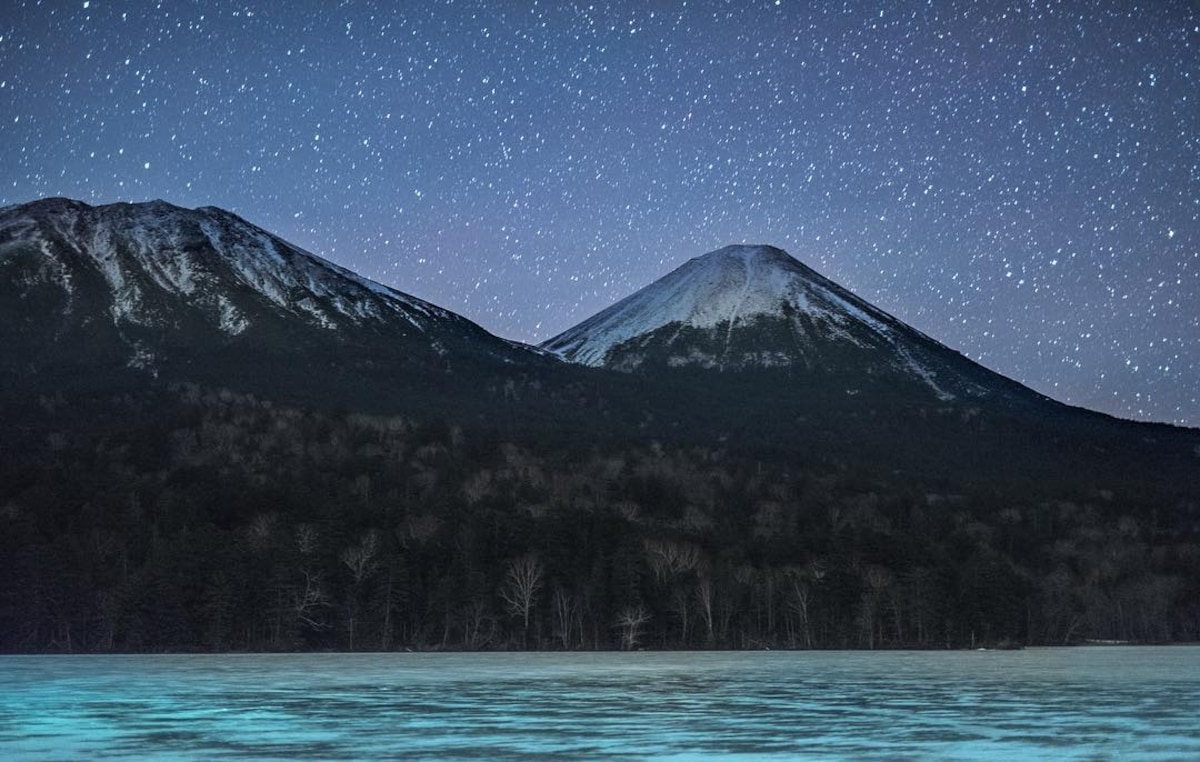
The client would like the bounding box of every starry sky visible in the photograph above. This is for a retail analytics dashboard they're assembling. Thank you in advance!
[2,1,1197,427]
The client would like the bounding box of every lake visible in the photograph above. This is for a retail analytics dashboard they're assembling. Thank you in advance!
[1,648,1198,760]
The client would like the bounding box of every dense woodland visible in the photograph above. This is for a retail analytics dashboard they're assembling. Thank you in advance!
[3,383,1198,653]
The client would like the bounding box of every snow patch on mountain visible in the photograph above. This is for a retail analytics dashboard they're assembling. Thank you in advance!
[894,344,954,402]
[217,294,249,335]
[87,231,149,327]
[126,340,156,372]
[38,240,77,298]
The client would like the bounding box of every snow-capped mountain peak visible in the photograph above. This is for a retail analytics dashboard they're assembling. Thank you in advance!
[0,198,459,335]
[542,244,899,365]
[541,244,1033,404]
[0,197,541,377]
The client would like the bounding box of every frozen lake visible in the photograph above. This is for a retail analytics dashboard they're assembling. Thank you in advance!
[2,648,1198,760]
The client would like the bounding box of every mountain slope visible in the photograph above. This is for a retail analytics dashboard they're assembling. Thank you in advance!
[0,197,547,412]
[542,244,1043,406]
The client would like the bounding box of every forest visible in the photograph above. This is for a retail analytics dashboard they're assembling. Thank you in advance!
[3,382,1198,653]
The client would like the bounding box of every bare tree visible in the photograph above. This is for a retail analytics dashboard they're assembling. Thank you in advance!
[340,530,380,584]
[500,554,544,646]
[695,574,716,645]
[643,539,705,646]
[552,587,583,650]
[668,586,692,645]
[247,512,278,551]
[900,566,936,646]
[340,531,380,650]
[644,538,701,583]
[786,560,825,648]
[615,604,651,650]
[462,599,496,649]
[381,566,399,651]
[292,569,330,630]
[295,524,319,555]
[858,565,893,649]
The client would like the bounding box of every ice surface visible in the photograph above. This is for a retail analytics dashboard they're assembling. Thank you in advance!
[1,648,1198,761]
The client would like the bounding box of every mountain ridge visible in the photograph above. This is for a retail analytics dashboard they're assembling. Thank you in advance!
[0,197,546,372]
[3,197,460,333]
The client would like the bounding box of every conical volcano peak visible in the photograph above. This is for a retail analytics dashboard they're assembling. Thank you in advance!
[540,243,1013,403]
[541,243,899,369]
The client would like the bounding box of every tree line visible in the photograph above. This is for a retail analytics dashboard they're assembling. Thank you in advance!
[2,384,1198,652]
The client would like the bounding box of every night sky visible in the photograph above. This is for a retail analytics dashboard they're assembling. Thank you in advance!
[2,1,1197,427]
